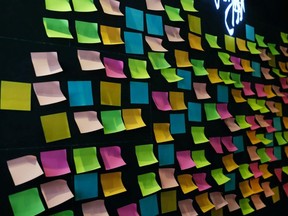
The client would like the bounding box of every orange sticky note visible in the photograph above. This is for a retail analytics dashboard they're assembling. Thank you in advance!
[239,180,254,198]
[222,154,239,172]
[100,172,127,197]
[195,192,215,213]
[177,174,198,194]
[188,33,204,51]
[259,164,273,179]
[174,49,192,67]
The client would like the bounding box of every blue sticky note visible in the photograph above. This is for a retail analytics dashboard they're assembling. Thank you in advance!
[273,117,282,131]
[266,133,274,146]
[245,24,255,41]
[68,81,93,107]
[188,102,202,122]
[125,7,144,31]
[233,135,244,153]
[74,172,98,201]
[251,61,261,78]
[124,31,144,55]
[177,69,192,90]
[146,14,163,36]
[224,173,236,192]
[139,194,159,216]
[217,85,228,103]
[274,146,282,160]
[158,144,174,166]
[130,81,149,104]
[170,113,186,134]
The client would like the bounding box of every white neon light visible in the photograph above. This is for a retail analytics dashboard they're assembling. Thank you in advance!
[214,0,245,36]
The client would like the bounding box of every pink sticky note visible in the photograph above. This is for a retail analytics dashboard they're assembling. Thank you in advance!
[274,168,282,182]
[230,56,244,70]
[266,148,277,162]
[246,116,260,130]
[249,162,263,178]
[261,182,274,197]
[100,146,126,170]
[282,93,288,104]
[255,83,267,97]
[209,137,223,154]
[272,85,285,97]
[224,118,241,132]
[176,150,196,170]
[221,136,238,152]
[216,103,232,120]
[164,25,184,42]
[74,111,103,133]
[224,194,240,212]
[255,115,270,127]
[209,192,228,210]
[193,82,211,100]
[280,78,288,89]
[266,101,279,113]
[265,119,276,133]
[261,67,274,80]
[178,199,198,216]
[152,91,172,111]
[193,173,212,192]
[282,183,288,197]
[82,200,109,216]
[158,168,179,189]
[251,194,266,210]
[103,57,126,78]
[77,50,105,71]
[40,149,71,177]
[242,82,255,96]
[117,203,139,216]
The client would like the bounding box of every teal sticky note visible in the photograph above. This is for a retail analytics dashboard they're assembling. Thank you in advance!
[245,24,255,41]
[139,194,159,216]
[273,117,282,131]
[74,172,98,201]
[158,144,174,166]
[217,85,229,103]
[125,7,144,31]
[124,31,144,54]
[68,81,93,107]
[130,81,149,104]
[170,113,186,134]
[146,14,163,36]
[177,69,192,90]
[233,135,244,153]
[274,146,282,160]
[266,133,274,146]
[188,102,201,122]
[252,61,261,78]
[224,173,236,192]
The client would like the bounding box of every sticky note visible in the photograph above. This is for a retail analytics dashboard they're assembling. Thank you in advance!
[204,103,221,121]
[177,69,192,90]
[225,194,240,212]
[188,14,201,34]
[250,178,264,194]
[117,203,139,216]
[176,150,196,170]
[191,59,208,76]
[158,144,174,166]
[211,168,231,185]
[205,33,221,49]
[99,0,123,16]
[51,210,74,216]
[138,172,161,196]
[268,43,280,55]
[233,135,244,153]
[219,71,235,84]
[40,112,71,143]
[161,68,183,83]
[77,50,104,71]
[72,0,97,12]
[82,200,109,216]
[236,38,249,51]
[180,0,198,11]
[188,102,202,122]
[100,81,121,106]
[239,180,254,198]
[257,148,271,163]
[191,150,211,168]
[174,50,192,67]
[222,154,239,172]
[177,174,198,193]
[145,36,167,52]
[225,173,236,192]
[158,168,179,189]
[122,108,146,130]
[164,25,184,42]
[255,34,267,47]
[100,25,124,45]
[164,5,184,21]
[67,81,93,107]
[193,83,211,99]
[128,59,150,79]
[103,57,126,78]
[170,113,186,134]
[235,115,251,129]
[74,111,103,133]
[251,194,266,210]
[239,198,255,215]
[75,20,101,43]
[247,41,261,54]
[209,137,223,154]
[225,34,235,52]
[178,199,198,216]
[169,91,187,110]
[188,33,204,51]
[216,103,232,119]
[146,14,163,36]
[210,192,228,210]
[153,123,173,143]
[139,194,159,216]
[230,56,244,70]
[125,7,144,31]
[135,144,158,167]
[161,190,177,214]
[124,31,144,54]
[239,163,254,179]
[191,127,209,144]
[207,68,223,83]
[218,52,234,65]
[195,192,215,213]
[224,118,241,132]
[217,85,229,103]
[45,0,72,11]
[73,147,101,174]
[43,17,73,38]
[245,24,255,41]
[130,81,149,104]
[148,52,171,69]
[100,172,126,197]
[74,173,98,201]
[100,110,126,134]
[100,146,126,170]
[152,91,172,111]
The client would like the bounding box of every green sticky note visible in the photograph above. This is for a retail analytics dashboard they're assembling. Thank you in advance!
[204,103,221,121]
[45,0,72,11]
[191,150,211,168]
[191,127,209,144]
[238,163,254,179]
[218,52,234,65]
[282,166,288,175]
[9,188,45,216]
[247,98,262,111]
[148,52,171,70]
[138,172,161,197]
[239,198,255,215]
[255,34,268,47]
[257,99,270,113]
[180,0,198,12]
[135,144,158,167]
[280,32,288,43]
[101,110,126,134]
[205,33,221,49]
[256,133,272,145]
[230,73,243,88]
[128,59,150,79]
[73,147,101,173]
[235,115,251,129]
[164,5,184,21]
[72,0,97,12]
[75,20,101,43]
[190,59,208,76]
[275,132,287,145]
[51,210,74,216]
[272,68,286,78]
[219,71,235,84]
[225,35,236,53]
[161,68,183,83]
[257,148,271,163]
[211,168,231,185]
[247,41,261,54]
[43,17,73,38]
[267,43,280,55]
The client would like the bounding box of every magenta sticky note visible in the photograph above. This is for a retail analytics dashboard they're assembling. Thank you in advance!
[100,146,126,170]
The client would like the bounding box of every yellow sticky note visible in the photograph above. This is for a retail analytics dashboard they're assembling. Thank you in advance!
[177,174,198,194]
[100,172,126,197]
[236,38,249,52]
[259,164,273,179]
[1,81,31,111]
[271,187,280,203]
[161,190,177,214]
[207,68,223,84]
[153,123,174,143]
[100,81,121,106]
[188,14,201,35]
[241,59,254,72]
[169,91,187,110]
[122,108,146,130]
[195,192,215,213]
[100,25,124,45]
[264,85,276,98]
[225,35,235,53]
[231,89,246,103]
[274,102,282,116]
[40,112,71,143]
[222,154,239,172]
[174,49,192,67]
[188,33,204,51]
[246,130,261,145]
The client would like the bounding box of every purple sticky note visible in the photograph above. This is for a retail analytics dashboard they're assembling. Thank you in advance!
[100,146,126,170]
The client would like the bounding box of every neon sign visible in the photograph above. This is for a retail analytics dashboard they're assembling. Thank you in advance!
[214,0,245,36]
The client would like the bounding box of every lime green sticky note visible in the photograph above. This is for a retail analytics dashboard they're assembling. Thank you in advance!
[282,166,288,175]
[267,43,280,55]
[161,68,183,83]
[230,73,243,88]
[128,58,150,79]
[40,112,71,143]
[225,35,236,53]
[135,144,158,167]
[238,163,254,179]
[0,81,31,111]
[9,188,45,216]
[190,59,208,76]
[275,132,287,145]
[191,127,209,144]
[205,33,221,49]
[75,20,101,43]
[257,148,271,163]
[191,149,211,168]
[218,52,234,65]
[180,0,198,12]
[280,32,288,43]
[239,198,255,215]
[247,41,261,54]
[235,115,251,129]
[164,5,184,21]
[45,0,72,11]
[272,68,286,78]
[247,98,262,111]
[148,52,171,70]
[138,172,161,196]
[204,103,221,121]
[101,110,126,134]
[188,14,201,35]
[255,34,268,47]
[256,133,272,145]
[72,0,97,12]
[73,147,101,173]
[43,17,73,38]
[211,168,231,185]
[219,71,235,84]
[51,210,74,216]
[257,100,270,113]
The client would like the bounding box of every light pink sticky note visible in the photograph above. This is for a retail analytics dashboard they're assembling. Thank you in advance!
[255,83,267,97]
[255,115,270,128]
[265,119,276,133]
[100,146,126,170]
[209,137,223,154]
[245,116,260,130]
[176,150,196,170]
[145,36,167,52]
[178,199,198,216]
[40,149,71,177]
[146,0,164,10]
[274,168,282,182]
[242,82,255,96]
[221,136,238,152]
[216,103,232,120]
[224,118,241,132]
[251,194,266,210]
[224,194,240,212]
[74,111,103,133]
[152,91,172,111]
[247,147,261,161]
[159,168,179,189]
[193,82,211,100]
[259,49,271,61]
[261,182,274,197]
[117,203,139,216]
[249,162,263,178]
[164,25,184,42]
[280,77,288,89]
[209,192,228,210]
[82,200,109,216]
[272,85,285,97]
[261,67,274,80]
[193,173,211,192]
[103,57,126,78]
[230,56,244,70]
[266,101,279,113]
[99,0,123,16]
[77,50,105,71]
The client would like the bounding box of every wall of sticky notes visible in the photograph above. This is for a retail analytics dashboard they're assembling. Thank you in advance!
[1,0,288,215]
